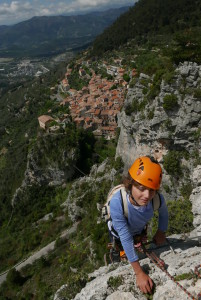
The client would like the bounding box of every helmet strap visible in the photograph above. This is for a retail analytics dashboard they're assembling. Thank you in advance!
[129,193,140,206]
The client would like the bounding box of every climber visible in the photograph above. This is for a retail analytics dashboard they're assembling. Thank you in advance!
[108,156,168,294]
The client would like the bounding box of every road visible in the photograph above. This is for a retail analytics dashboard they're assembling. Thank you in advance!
[0,222,79,285]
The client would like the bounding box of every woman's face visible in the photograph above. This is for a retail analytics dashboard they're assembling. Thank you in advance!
[131,182,156,206]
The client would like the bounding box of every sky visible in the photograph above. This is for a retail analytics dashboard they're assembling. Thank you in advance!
[0,0,136,26]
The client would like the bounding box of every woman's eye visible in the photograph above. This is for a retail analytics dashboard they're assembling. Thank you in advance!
[137,186,154,193]
[138,186,145,191]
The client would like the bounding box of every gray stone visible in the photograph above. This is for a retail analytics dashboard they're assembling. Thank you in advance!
[116,61,201,200]
[139,73,150,80]
[106,291,138,300]
[65,242,201,300]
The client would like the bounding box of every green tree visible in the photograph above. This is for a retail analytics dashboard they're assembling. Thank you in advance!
[163,151,182,177]
[167,199,194,234]
[123,73,130,82]
[7,268,24,286]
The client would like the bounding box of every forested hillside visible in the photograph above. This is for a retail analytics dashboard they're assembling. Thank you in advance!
[92,0,201,63]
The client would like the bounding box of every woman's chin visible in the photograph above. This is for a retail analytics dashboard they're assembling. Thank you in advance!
[141,200,149,205]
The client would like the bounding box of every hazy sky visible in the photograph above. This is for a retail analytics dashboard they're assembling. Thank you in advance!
[0,0,136,26]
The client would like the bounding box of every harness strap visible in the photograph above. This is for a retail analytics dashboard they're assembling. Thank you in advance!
[120,188,128,217]
[152,193,161,210]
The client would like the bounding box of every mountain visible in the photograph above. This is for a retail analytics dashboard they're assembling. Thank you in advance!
[0,6,130,58]
[92,0,201,56]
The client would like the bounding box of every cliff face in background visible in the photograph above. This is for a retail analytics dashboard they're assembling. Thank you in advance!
[11,133,79,205]
[116,61,201,200]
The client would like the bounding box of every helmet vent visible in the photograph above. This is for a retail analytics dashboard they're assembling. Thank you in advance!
[139,166,144,171]
[148,178,153,182]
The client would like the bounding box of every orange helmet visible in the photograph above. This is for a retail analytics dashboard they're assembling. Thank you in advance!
[129,156,162,190]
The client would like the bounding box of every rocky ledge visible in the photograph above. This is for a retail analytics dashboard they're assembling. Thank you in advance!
[54,237,201,300]
[54,164,201,300]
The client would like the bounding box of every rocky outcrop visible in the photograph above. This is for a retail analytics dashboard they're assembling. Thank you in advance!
[54,161,201,300]
[11,135,78,206]
[61,159,117,222]
[54,239,201,300]
[23,145,77,186]
[116,61,201,200]
[189,165,201,237]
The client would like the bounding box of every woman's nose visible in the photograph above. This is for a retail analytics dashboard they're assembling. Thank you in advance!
[143,189,151,198]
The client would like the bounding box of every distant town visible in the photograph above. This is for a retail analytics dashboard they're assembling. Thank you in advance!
[38,57,137,140]
[0,52,74,96]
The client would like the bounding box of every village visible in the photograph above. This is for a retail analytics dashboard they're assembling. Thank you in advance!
[38,59,137,139]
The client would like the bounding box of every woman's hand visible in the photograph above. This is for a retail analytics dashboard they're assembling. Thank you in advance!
[131,261,153,294]
[136,270,153,294]
[153,229,166,245]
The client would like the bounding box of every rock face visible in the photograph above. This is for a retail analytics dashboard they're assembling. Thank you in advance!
[61,159,117,222]
[54,239,201,300]
[190,165,201,237]
[23,149,66,186]
[11,134,78,205]
[116,61,201,200]
[54,159,201,300]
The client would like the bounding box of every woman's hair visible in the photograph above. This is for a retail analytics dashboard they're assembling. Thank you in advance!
[122,173,135,194]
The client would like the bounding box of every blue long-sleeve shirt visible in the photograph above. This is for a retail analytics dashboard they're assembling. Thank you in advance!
[110,190,168,262]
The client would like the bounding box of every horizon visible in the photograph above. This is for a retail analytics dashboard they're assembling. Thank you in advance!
[0,0,137,26]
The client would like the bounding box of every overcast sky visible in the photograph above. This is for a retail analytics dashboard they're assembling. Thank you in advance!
[0,0,136,26]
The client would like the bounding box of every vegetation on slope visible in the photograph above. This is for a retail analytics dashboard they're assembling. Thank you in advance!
[0,143,123,299]
[92,0,201,64]
[0,63,66,226]
[0,7,130,58]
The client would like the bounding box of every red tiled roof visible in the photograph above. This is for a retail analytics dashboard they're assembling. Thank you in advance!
[101,110,110,115]
[85,117,91,122]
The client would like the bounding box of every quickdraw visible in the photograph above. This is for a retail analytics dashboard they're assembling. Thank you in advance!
[139,243,201,300]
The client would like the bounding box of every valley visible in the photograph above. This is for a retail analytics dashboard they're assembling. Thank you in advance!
[0,52,74,96]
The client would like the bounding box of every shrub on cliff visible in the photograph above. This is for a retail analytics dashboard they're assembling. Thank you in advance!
[163,94,178,111]
[151,198,194,236]
[167,198,194,234]
[163,150,182,177]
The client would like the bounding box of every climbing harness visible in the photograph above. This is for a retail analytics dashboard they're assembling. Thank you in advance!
[139,243,201,300]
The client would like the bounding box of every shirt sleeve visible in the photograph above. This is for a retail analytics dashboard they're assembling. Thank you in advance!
[110,191,139,262]
[158,193,168,232]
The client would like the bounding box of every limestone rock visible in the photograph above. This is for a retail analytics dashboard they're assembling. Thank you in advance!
[106,291,138,300]
[68,241,201,300]
[61,161,117,222]
[116,61,201,200]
